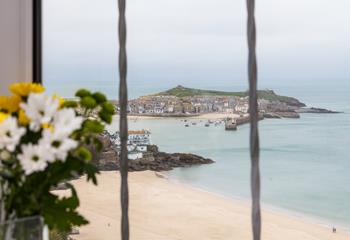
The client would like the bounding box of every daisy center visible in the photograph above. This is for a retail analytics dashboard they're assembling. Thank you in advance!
[52,140,61,148]
[32,155,39,162]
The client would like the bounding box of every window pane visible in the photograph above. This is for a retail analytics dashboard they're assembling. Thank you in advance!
[43,0,118,98]
[42,1,350,239]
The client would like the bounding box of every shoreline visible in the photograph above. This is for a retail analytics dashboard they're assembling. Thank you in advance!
[55,171,350,240]
[119,110,341,122]
[163,172,350,234]
[121,112,243,121]
[168,173,350,234]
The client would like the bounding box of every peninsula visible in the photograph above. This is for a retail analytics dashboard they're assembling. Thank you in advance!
[115,85,339,119]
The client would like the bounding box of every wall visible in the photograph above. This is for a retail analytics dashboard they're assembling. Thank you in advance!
[0,0,33,95]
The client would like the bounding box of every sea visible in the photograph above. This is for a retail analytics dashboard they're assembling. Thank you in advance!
[46,81,350,229]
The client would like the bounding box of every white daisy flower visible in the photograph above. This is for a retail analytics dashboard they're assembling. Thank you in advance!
[40,129,78,162]
[20,93,59,132]
[0,116,26,152]
[53,108,83,139]
[18,144,50,175]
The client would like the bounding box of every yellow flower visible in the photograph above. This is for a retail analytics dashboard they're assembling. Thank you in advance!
[42,123,54,132]
[53,95,65,109]
[0,112,9,123]
[18,109,30,125]
[0,95,21,113]
[9,82,45,97]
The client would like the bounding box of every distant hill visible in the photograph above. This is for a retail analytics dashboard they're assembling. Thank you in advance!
[151,85,305,107]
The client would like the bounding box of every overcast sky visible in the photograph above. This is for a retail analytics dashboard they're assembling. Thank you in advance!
[43,0,350,97]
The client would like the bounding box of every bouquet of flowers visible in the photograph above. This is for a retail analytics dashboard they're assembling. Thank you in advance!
[0,83,114,232]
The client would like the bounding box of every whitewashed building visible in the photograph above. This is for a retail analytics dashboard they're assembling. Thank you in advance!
[167,105,175,113]
[154,107,164,114]
[235,103,249,113]
[110,130,151,160]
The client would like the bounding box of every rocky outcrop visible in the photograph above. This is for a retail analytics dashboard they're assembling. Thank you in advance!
[273,111,300,119]
[263,112,281,119]
[91,136,214,172]
[235,114,264,126]
[128,151,213,171]
[296,107,342,114]
[91,135,119,171]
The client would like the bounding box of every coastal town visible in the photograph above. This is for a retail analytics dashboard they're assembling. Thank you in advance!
[121,85,307,118]
[114,86,339,123]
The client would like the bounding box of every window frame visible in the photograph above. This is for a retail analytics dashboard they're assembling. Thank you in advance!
[33,0,42,84]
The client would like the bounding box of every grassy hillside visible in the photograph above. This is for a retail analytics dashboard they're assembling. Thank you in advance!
[152,85,305,107]
[154,85,245,97]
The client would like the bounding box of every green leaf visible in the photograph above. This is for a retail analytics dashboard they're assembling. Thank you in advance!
[83,120,104,133]
[0,169,14,179]
[80,96,97,109]
[101,102,115,115]
[93,137,103,151]
[62,100,78,108]
[84,164,99,185]
[41,192,89,231]
[75,89,91,98]
[1,157,16,166]
[92,92,107,104]
[99,111,112,124]
[76,147,92,162]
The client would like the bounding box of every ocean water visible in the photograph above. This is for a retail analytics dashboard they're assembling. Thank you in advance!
[105,84,350,228]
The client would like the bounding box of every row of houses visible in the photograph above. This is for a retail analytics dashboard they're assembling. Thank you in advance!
[105,130,152,160]
[114,96,292,115]
[125,96,250,114]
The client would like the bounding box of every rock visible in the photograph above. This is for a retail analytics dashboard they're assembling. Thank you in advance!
[273,111,300,118]
[296,107,342,114]
[263,112,281,119]
[90,135,119,171]
[92,135,214,172]
[235,114,264,126]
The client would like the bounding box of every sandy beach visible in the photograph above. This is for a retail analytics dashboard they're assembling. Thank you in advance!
[124,112,242,121]
[55,171,350,240]
[188,112,241,120]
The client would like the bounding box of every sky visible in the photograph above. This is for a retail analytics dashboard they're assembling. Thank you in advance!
[43,0,350,98]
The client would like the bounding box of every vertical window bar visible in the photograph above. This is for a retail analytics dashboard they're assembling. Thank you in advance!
[118,0,130,239]
[246,0,261,239]
[33,0,42,83]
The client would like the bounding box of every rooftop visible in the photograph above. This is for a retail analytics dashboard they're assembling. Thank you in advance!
[128,130,151,135]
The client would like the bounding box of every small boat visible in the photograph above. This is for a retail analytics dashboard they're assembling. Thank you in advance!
[192,122,197,125]
[185,123,190,127]
[205,122,210,127]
